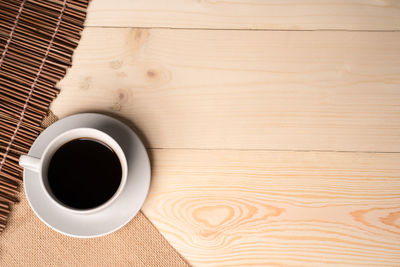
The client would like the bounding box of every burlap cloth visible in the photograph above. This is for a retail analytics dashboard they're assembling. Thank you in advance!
[0,112,189,267]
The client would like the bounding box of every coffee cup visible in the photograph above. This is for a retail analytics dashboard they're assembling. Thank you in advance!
[19,128,128,214]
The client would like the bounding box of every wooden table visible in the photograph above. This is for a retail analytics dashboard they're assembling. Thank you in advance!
[51,1,400,266]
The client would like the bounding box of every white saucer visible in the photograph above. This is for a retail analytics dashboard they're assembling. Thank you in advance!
[24,113,151,238]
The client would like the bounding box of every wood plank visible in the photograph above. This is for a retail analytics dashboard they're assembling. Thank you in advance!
[85,0,400,30]
[142,149,400,266]
[54,29,400,152]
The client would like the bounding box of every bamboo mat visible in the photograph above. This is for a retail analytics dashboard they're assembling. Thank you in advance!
[0,0,87,230]
[0,1,189,266]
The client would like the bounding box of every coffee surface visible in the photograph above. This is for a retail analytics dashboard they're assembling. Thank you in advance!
[48,138,122,209]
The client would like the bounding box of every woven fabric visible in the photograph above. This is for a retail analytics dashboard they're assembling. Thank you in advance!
[40,110,59,128]
[0,112,189,266]
[0,187,189,266]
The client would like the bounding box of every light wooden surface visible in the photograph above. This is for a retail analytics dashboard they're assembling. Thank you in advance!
[55,29,400,152]
[144,150,400,266]
[84,0,400,30]
[49,1,400,266]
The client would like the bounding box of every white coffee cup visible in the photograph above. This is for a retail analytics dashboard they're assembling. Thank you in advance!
[19,128,128,214]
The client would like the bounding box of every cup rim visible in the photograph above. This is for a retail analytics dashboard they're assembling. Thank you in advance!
[39,127,128,214]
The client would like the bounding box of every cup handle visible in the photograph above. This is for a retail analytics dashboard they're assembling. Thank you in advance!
[19,155,41,173]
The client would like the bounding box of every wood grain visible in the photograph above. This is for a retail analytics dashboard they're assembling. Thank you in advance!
[54,28,400,152]
[0,0,398,266]
[142,149,400,266]
[84,0,400,30]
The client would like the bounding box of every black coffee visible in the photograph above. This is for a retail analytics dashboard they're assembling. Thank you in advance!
[47,138,122,210]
